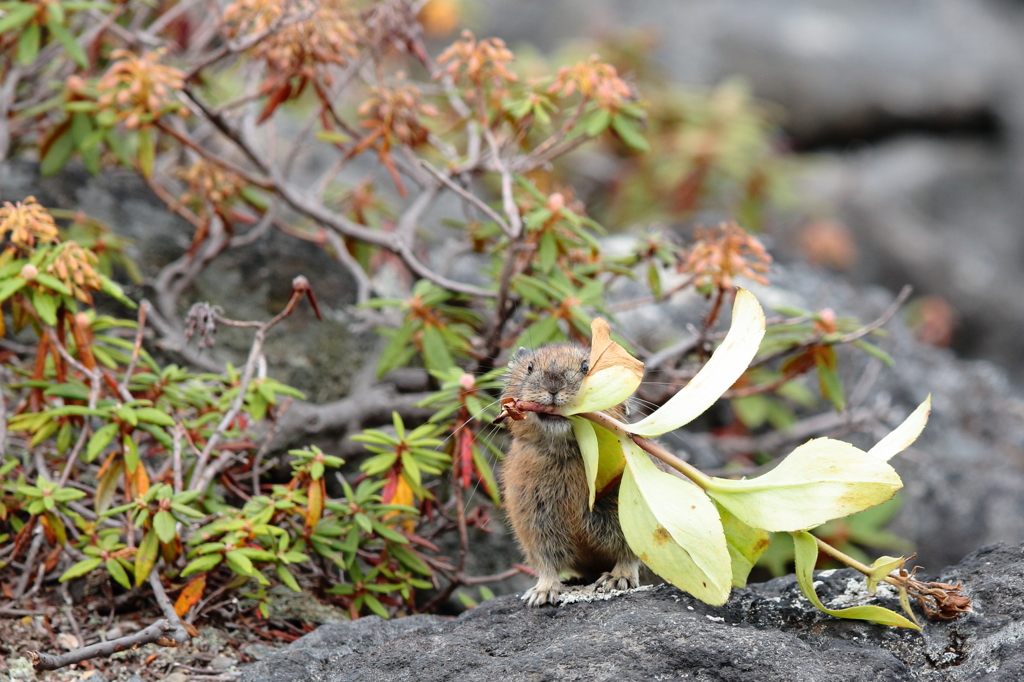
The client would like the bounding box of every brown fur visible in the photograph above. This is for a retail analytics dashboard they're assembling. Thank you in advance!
[501,344,641,606]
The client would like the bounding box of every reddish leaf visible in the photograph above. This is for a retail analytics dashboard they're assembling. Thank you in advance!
[174,574,206,618]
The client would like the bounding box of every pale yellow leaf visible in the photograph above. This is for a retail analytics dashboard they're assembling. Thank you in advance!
[570,416,599,510]
[562,318,644,415]
[630,288,765,437]
[706,438,903,532]
[619,437,732,605]
[867,395,931,462]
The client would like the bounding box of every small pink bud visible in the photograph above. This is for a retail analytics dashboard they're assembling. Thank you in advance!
[20,264,38,280]
[458,373,475,390]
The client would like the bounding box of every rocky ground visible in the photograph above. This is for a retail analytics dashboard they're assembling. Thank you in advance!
[238,543,1024,682]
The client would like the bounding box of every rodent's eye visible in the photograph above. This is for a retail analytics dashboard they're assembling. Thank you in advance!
[527,362,534,374]
[581,360,590,374]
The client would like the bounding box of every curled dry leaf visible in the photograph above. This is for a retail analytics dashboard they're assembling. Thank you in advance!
[562,318,645,415]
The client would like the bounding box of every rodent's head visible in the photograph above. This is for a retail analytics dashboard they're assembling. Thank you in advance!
[502,344,590,438]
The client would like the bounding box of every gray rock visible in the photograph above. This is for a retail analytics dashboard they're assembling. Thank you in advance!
[0,160,372,404]
[240,543,1024,682]
[792,136,1024,384]
[477,0,1024,146]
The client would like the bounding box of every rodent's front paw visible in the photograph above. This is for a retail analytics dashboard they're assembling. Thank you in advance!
[593,571,639,593]
[522,582,562,607]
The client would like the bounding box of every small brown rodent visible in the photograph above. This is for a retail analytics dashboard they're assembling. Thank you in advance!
[501,343,640,606]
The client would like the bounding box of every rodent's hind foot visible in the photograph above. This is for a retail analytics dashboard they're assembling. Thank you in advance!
[522,581,562,607]
[592,559,641,593]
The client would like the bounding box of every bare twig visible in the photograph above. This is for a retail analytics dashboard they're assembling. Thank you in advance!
[118,300,149,398]
[30,618,181,671]
[12,530,45,601]
[172,424,184,494]
[321,228,373,305]
[420,160,513,237]
[188,277,315,492]
[251,397,292,493]
[483,128,522,238]
[149,568,191,644]
[748,284,914,373]
[0,367,7,457]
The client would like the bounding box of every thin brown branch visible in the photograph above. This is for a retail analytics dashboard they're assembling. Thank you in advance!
[321,228,372,305]
[420,160,513,237]
[748,284,914,373]
[251,397,291,493]
[188,277,312,492]
[483,128,522,238]
[12,530,45,601]
[118,300,149,398]
[172,424,185,494]
[148,568,191,644]
[462,566,528,585]
[30,618,180,671]
[183,5,316,80]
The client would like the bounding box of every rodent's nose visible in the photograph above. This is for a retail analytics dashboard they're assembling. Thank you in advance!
[540,375,566,395]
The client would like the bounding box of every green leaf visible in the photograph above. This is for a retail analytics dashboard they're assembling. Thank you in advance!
[105,558,132,589]
[41,126,75,176]
[153,510,176,544]
[618,437,732,605]
[276,563,301,592]
[16,20,40,65]
[377,320,417,378]
[584,108,612,136]
[0,4,37,34]
[135,530,159,585]
[537,230,558,272]
[852,339,894,367]
[390,544,432,576]
[363,593,389,619]
[571,417,601,511]
[98,275,136,308]
[471,446,502,506]
[866,555,906,592]
[86,422,120,462]
[706,438,903,532]
[420,325,455,373]
[791,531,919,630]
[0,276,26,303]
[225,549,254,576]
[46,16,89,68]
[56,420,72,454]
[610,113,651,153]
[59,557,103,582]
[52,487,86,502]
[717,503,769,588]
[815,355,846,413]
[34,273,72,295]
[181,553,222,577]
[32,288,58,325]
[569,416,626,510]
[44,383,90,400]
[630,290,765,437]
[137,127,155,178]
[369,518,408,544]
[134,407,175,427]
[123,434,139,473]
